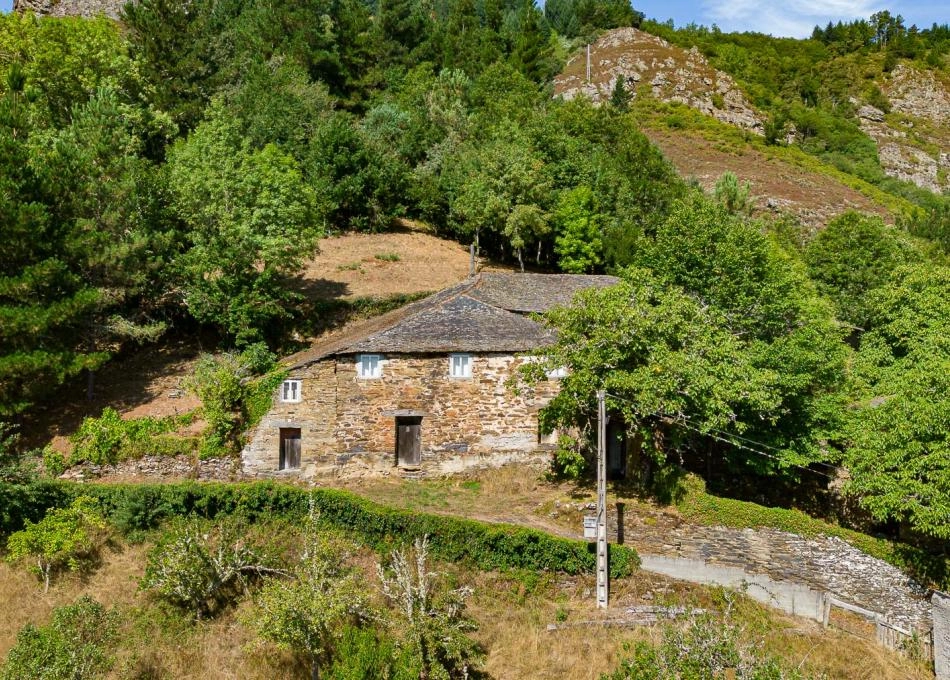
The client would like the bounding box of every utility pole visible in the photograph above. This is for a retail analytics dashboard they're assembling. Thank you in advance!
[586,44,591,83]
[596,389,608,609]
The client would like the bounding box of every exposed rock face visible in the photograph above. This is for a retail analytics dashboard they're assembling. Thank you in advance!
[858,64,950,193]
[13,0,125,19]
[553,27,764,134]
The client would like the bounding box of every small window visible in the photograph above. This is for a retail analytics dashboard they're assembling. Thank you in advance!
[357,354,382,379]
[281,379,302,403]
[449,353,472,378]
[546,366,569,379]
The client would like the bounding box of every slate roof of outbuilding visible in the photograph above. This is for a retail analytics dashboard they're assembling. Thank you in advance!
[284,272,617,369]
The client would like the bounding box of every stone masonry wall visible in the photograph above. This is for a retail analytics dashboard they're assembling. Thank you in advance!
[242,353,560,479]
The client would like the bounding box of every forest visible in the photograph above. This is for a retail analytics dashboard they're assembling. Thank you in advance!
[0,0,949,565]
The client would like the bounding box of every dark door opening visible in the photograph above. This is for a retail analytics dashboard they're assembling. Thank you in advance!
[279,427,301,470]
[396,416,422,467]
[606,419,627,480]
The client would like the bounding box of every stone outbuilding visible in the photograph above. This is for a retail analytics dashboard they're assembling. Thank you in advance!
[241,273,617,478]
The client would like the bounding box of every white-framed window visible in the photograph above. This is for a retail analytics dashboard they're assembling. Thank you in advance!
[449,353,472,378]
[546,366,569,379]
[357,354,382,379]
[281,379,302,403]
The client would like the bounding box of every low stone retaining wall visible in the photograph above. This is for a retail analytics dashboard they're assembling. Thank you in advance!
[60,455,238,482]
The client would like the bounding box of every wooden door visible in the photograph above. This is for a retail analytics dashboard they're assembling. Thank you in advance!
[279,428,301,470]
[396,417,421,467]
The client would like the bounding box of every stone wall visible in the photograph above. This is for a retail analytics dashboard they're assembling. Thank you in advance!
[242,353,560,479]
[60,455,237,481]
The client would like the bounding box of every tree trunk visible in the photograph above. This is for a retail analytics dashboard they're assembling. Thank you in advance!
[517,248,524,273]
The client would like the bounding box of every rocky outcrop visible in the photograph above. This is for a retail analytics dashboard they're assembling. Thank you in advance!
[858,64,950,193]
[13,0,125,19]
[553,28,763,134]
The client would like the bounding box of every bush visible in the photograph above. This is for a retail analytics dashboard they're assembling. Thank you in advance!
[0,596,119,680]
[42,448,67,478]
[141,516,287,619]
[602,613,809,679]
[69,408,196,465]
[5,496,108,591]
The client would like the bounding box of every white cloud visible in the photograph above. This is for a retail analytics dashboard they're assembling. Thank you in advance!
[700,0,885,37]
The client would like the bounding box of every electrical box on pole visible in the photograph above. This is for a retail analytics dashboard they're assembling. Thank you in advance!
[596,389,608,609]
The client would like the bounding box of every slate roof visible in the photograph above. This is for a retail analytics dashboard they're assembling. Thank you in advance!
[285,273,618,369]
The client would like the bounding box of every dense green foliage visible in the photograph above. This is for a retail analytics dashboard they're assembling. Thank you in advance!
[5,495,106,591]
[0,480,640,577]
[0,0,948,567]
[69,408,196,464]
[0,596,119,680]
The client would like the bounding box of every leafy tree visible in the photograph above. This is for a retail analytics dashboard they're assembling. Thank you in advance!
[0,596,119,680]
[846,265,950,538]
[142,517,287,619]
[519,269,779,468]
[805,211,918,330]
[251,525,369,680]
[553,186,605,273]
[167,102,322,345]
[5,496,107,591]
[377,536,483,680]
[183,352,254,457]
[636,195,848,469]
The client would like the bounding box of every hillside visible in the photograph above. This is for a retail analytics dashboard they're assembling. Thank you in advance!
[26,227,500,454]
[860,63,950,193]
[554,27,948,226]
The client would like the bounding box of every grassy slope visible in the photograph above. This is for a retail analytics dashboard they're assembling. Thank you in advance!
[0,526,931,679]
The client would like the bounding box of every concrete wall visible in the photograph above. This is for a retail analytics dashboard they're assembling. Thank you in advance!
[934,591,950,680]
[639,554,829,623]
[242,353,559,479]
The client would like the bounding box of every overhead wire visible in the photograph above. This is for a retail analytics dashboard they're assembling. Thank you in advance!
[601,391,842,481]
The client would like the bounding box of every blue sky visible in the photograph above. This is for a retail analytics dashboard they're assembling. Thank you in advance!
[636,1,947,38]
[0,0,944,38]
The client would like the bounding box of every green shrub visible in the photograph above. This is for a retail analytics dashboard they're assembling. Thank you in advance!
[42,448,67,478]
[69,408,195,465]
[5,496,108,591]
[373,252,401,262]
[602,613,809,679]
[142,516,285,619]
[0,596,119,680]
[548,435,588,480]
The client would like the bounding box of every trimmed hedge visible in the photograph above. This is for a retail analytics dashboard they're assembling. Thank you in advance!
[0,481,639,578]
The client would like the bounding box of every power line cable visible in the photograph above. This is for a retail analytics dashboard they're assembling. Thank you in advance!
[601,391,840,481]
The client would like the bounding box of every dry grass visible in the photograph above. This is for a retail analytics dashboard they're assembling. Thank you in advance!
[0,525,931,679]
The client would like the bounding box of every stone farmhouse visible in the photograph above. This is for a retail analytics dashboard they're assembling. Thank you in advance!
[241,273,617,478]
